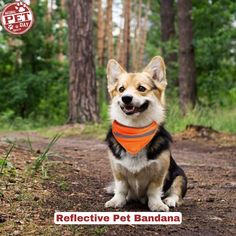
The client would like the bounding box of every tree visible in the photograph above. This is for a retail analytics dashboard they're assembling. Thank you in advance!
[132,0,142,71]
[106,0,113,60]
[137,0,150,70]
[116,2,124,64]
[122,0,131,70]
[160,0,177,77]
[192,0,236,106]
[68,0,99,123]
[97,0,105,66]
[177,0,196,114]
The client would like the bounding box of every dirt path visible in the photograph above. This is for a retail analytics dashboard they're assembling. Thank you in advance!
[0,129,235,235]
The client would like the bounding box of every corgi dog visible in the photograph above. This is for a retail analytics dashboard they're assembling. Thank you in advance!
[105,56,187,212]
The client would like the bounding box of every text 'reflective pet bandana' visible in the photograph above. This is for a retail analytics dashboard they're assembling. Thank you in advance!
[112,121,158,155]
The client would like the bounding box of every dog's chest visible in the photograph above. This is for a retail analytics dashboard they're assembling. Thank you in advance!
[113,150,161,198]
[117,149,155,173]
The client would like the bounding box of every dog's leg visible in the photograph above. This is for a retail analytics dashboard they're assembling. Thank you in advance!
[105,153,129,208]
[147,181,169,212]
[147,151,170,212]
[163,175,186,208]
[105,177,128,208]
[104,181,115,195]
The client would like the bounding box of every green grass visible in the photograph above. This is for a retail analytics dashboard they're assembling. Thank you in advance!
[29,133,62,176]
[166,104,236,133]
[58,180,70,191]
[0,143,15,175]
[37,122,110,140]
[0,104,235,136]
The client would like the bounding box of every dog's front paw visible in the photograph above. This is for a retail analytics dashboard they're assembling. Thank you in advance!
[105,195,126,208]
[148,200,169,212]
[163,197,177,208]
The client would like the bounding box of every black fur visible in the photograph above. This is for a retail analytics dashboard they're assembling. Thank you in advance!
[163,156,188,198]
[105,128,125,159]
[146,126,172,160]
[105,125,187,197]
[105,125,172,160]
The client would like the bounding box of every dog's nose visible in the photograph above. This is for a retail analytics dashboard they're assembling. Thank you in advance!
[122,95,133,104]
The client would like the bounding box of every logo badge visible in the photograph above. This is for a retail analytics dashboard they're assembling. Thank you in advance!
[0,1,34,35]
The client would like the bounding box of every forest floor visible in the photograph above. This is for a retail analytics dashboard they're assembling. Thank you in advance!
[0,125,235,236]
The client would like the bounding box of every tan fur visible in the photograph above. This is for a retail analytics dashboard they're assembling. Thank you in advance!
[109,150,170,201]
[163,175,184,207]
[108,72,166,105]
[110,151,170,197]
[107,56,167,106]
[105,56,183,211]
[169,176,183,197]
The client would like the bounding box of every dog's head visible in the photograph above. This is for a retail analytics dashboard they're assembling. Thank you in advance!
[107,56,167,127]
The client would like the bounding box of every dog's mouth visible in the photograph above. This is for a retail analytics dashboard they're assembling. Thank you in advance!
[120,101,149,115]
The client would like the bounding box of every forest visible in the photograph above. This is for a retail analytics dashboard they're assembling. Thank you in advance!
[0,0,235,133]
[0,1,236,235]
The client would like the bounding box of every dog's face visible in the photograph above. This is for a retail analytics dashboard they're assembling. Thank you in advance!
[107,56,167,127]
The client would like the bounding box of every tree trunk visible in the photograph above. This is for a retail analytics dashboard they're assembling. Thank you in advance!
[177,0,196,114]
[97,0,105,66]
[106,0,113,60]
[57,0,66,62]
[68,0,99,123]
[122,0,131,70]
[137,0,149,70]
[132,0,142,71]
[116,1,124,64]
[160,0,177,68]
[116,27,122,62]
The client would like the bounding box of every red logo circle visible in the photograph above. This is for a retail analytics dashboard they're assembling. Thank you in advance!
[0,1,34,35]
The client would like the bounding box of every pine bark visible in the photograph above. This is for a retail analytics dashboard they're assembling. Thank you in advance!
[106,0,113,60]
[97,0,105,66]
[116,26,122,62]
[132,0,142,71]
[58,0,66,62]
[177,0,196,114]
[116,1,124,64]
[137,0,149,70]
[160,0,177,66]
[68,0,99,123]
[122,0,131,70]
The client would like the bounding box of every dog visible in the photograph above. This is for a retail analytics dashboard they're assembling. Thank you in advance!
[105,56,187,211]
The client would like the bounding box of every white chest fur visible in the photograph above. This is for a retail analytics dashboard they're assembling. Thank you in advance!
[109,150,169,199]
[113,149,157,173]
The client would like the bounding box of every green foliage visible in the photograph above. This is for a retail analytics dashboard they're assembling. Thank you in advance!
[166,99,236,134]
[192,0,236,106]
[0,0,68,127]
[58,180,69,191]
[0,0,235,133]
[94,226,108,236]
[147,0,236,109]
[29,133,61,177]
[0,143,15,175]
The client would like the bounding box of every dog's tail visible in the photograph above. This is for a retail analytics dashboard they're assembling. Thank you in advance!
[104,181,115,195]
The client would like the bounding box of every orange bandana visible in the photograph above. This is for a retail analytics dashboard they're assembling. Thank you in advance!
[112,121,158,155]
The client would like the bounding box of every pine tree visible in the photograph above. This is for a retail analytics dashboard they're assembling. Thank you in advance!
[178,0,196,114]
[68,0,99,123]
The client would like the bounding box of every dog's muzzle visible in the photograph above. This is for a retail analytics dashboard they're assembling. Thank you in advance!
[120,101,149,115]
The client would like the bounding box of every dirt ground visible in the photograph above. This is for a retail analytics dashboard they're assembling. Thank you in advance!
[0,126,235,236]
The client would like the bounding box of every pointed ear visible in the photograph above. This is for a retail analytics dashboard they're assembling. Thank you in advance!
[107,59,126,89]
[143,56,167,90]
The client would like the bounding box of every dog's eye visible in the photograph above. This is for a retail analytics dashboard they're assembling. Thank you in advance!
[137,86,146,92]
[119,86,125,93]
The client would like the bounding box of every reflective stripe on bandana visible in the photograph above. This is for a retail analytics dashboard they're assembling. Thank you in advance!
[112,120,158,155]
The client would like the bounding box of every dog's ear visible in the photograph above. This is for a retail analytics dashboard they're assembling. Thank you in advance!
[143,56,167,90]
[107,59,126,89]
